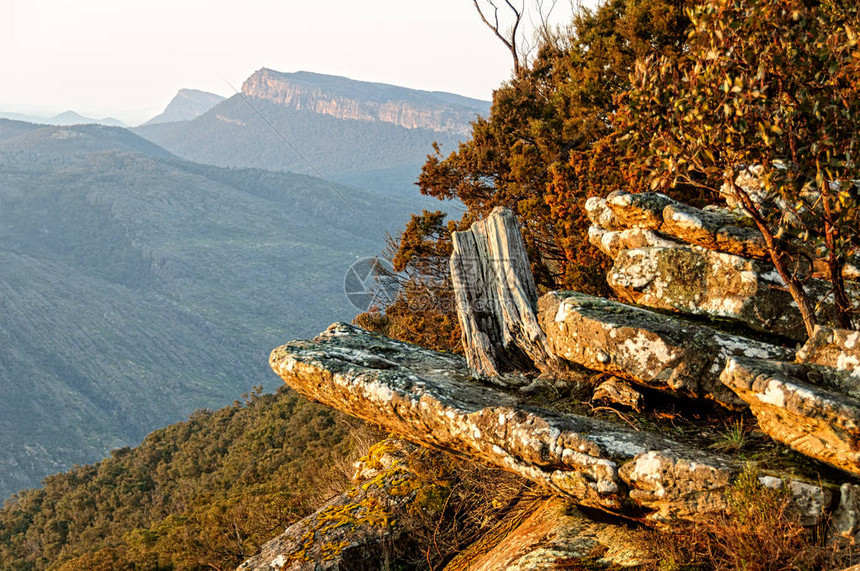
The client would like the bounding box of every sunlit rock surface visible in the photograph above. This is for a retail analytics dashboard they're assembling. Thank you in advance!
[267,323,831,529]
[587,191,859,340]
[721,356,860,476]
[538,291,792,408]
[446,497,649,570]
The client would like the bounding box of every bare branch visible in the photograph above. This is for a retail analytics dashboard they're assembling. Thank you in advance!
[473,0,523,74]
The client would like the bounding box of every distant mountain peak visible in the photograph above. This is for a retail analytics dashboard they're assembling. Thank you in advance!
[143,89,225,126]
[240,68,489,135]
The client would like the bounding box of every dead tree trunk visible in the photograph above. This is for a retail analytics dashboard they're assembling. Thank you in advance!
[450,207,562,382]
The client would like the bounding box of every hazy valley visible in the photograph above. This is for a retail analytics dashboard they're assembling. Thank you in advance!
[0,71,486,499]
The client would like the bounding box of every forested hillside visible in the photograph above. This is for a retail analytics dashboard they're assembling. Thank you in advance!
[0,387,368,571]
[0,121,425,498]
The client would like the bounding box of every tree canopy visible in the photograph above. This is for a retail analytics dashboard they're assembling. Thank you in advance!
[624,0,860,335]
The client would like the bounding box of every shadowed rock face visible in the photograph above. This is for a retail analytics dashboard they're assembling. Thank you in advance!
[267,323,829,527]
[538,291,793,408]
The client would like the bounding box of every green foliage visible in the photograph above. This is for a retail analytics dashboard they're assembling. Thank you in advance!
[355,210,467,352]
[413,0,690,294]
[708,420,747,453]
[624,0,860,333]
[0,387,370,571]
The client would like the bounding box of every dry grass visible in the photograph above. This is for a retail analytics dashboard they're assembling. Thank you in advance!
[646,466,858,571]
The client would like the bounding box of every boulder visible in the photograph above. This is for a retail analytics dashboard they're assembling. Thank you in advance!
[607,245,807,340]
[618,451,734,522]
[538,291,793,408]
[796,326,860,398]
[721,356,860,476]
[588,190,770,261]
[605,190,675,230]
[833,483,860,540]
[270,323,673,513]
[662,202,768,259]
[588,226,684,259]
[584,196,624,231]
[450,207,563,382]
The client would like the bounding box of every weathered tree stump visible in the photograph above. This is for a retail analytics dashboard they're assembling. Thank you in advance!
[450,207,562,382]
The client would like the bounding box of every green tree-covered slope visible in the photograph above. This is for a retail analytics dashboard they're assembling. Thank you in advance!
[0,387,365,571]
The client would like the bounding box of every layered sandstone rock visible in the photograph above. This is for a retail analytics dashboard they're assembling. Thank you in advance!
[720,326,860,477]
[445,497,650,570]
[538,291,793,408]
[797,326,860,397]
[268,323,829,526]
[587,191,860,340]
[721,356,860,476]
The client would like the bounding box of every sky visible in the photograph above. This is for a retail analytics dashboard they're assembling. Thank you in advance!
[0,0,582,125]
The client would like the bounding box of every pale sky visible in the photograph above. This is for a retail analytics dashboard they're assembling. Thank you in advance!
[0,0,582,125]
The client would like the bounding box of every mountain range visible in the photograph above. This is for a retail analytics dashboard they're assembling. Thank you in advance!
[142,88,225,125]
[133,69,490,195]
[0,110,126,127]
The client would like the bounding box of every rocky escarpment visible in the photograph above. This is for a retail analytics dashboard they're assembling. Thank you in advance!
[245,204,860,570]
[242,69,489,135]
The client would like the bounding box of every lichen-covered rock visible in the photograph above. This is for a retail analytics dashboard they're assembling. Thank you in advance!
[721,356,860,476]
[618,451,734,522]
[605,190,676,230]
[607,245,807,339]
[833,483,860,540]
[618,451,831,525]
[756,476,832,527]
[237,444,435,571]
[269,323,685,513]
[797,326,860,397]
[588,191,769,260]
[445,497,650,570]
[538,291,793,408]
[719,164,779,215]
[269,323,810,525]
[585,196,625,231]
[588,226,684,259]
[352,438,415,482]
[662,202,768,259]
[592,377,644,412]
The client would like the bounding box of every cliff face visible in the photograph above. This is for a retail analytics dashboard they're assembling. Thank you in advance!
[241,69,489,135]
[143,89,225,125]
